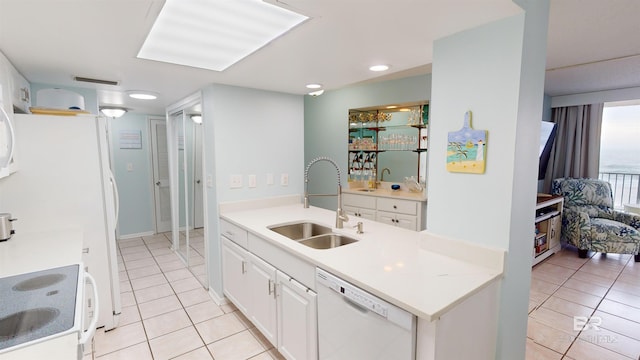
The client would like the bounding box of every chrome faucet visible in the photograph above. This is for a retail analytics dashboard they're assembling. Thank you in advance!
[304,157,349,229]
[381,167,391,182]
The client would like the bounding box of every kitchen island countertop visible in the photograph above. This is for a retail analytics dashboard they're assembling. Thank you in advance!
[220,198,505,321]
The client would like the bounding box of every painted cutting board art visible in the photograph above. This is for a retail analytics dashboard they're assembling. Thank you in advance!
[447,111,487,174]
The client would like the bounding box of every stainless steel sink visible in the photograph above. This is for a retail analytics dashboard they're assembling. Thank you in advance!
[268,221,358,249]
[268,222,332,240]
[299,234,358,249]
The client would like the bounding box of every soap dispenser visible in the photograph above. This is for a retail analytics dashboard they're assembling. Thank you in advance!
[0,213,17,241]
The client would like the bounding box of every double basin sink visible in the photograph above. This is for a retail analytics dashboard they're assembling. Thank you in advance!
[268,222,358,250]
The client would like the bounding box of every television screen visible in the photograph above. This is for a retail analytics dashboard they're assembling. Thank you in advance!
[538,121,557,180]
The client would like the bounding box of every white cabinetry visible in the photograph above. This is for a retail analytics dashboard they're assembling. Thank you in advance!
[343,193,376,220]
[221,237,250,315]
[220,220,318,360]
[276,270,317,360]
[344,193,426,230]
[533,195,563,266]
[248,254,278,346]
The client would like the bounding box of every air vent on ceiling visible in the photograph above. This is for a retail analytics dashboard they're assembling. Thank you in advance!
[73,76,119,86]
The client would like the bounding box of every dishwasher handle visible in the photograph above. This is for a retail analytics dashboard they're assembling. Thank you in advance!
[79,272,99,347]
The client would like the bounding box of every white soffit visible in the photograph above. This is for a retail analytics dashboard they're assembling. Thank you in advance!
[137,0,308,71]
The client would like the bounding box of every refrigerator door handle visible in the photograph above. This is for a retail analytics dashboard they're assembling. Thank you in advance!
[108,169,120,227]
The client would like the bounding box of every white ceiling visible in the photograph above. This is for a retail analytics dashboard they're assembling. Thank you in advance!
[0,0,639,115]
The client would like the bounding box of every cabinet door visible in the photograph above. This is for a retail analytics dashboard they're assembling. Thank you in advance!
[549,215,562,249]
[396,214,417,231]
[376,211,397,227]
[276,270,318,360]
[248,254,278,347]
[221,237,250,315]
[343,205,360,218]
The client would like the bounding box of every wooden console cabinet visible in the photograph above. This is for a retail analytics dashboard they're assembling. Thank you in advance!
[533,195,563,266]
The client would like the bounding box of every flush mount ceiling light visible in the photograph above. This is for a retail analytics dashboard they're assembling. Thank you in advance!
[308,89,324,96]
[127,91,158,100]
[191,114,202,124]
[137,0,308,72]
[100,107,127,118]
[306,83,322,89]
[369,64,390,72]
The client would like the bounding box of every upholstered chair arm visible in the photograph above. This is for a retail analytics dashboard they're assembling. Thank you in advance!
[562,208,591,249]
[612,211,640,230]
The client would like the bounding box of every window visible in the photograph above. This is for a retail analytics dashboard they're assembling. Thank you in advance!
[599,102,640,208]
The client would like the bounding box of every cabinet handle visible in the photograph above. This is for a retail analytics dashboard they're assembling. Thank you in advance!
[268,279,274,295]
[241,261,246,274]
[393,205,397,209]
[225,231,234,239]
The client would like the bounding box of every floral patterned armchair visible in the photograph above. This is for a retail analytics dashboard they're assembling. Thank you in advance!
[551,178,640,262]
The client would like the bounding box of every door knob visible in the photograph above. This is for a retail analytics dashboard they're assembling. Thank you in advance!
[196,180,201,184]
[155,181,161,186]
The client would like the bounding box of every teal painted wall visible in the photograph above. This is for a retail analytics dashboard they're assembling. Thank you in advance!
[202,84,304,297]
[304,75,432,210]
[109,113,156,236]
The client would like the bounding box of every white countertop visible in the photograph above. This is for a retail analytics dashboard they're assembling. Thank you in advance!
[0,229,83,277]
[220,200,504,322]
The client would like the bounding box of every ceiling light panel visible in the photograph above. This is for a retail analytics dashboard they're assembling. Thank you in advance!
[138,0,308,71]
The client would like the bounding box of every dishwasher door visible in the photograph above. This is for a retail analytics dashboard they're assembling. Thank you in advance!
[316,268,416,360]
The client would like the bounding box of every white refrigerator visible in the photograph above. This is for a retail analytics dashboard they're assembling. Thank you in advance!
[1,113,121,331]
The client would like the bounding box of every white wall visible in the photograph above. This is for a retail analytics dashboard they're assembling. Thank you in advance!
[202,84,304,297]
[428,1,549,358]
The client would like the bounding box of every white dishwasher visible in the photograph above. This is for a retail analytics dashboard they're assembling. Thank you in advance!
[316,268,416,360]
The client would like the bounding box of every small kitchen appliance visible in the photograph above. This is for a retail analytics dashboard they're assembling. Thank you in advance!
[0,213,16,241]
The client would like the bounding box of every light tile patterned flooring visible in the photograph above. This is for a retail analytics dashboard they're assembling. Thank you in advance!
[88,232,285,360]
[527,246,640,359]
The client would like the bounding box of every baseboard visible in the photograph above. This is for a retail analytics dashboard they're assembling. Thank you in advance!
[117,231,155,240]
[208,288,227,306]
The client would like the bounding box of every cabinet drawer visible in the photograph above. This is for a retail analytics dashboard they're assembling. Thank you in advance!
[220,219,249,248]
[343,193,376,209]
[377,198,417,215]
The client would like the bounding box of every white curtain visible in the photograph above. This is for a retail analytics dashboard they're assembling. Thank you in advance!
[543,103,604,191]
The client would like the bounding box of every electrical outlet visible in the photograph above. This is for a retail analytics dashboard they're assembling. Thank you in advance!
[266,173,274,185]
[206,174,213,188]
[248,174,257,188]
[230,174,243,189]
[281,173,289,186]
[126,163,134,172]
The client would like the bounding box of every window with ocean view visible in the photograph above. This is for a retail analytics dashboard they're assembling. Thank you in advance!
[599,102,640,208]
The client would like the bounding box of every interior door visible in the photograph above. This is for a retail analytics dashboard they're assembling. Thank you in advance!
[150,118,171,233]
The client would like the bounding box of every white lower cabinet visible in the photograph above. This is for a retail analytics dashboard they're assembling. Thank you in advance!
[276,270,318,360]
[248,254,278,347]
[343,205,376,220]
[221,237,250,315]
[222,232,318,360]
[376,211,418,230]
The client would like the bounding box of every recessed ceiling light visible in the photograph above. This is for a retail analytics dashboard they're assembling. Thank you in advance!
[306,83,322,89]
[369,64,390,72]
[137,0,308,72]
[127,91,158,100]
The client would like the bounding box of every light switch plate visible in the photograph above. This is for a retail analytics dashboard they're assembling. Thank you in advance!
[206,174,213,188]
[126,163,133,172]
[248,174,257,188]
[230,174,243,189]
[281,173,288,186]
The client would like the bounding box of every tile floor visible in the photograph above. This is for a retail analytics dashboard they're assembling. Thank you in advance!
[87,232,285,360]
[527,246,640,359]
[87,231,640,359]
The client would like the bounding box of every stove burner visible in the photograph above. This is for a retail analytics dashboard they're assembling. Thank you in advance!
[12,274,66,292]
[0,308,60,340]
